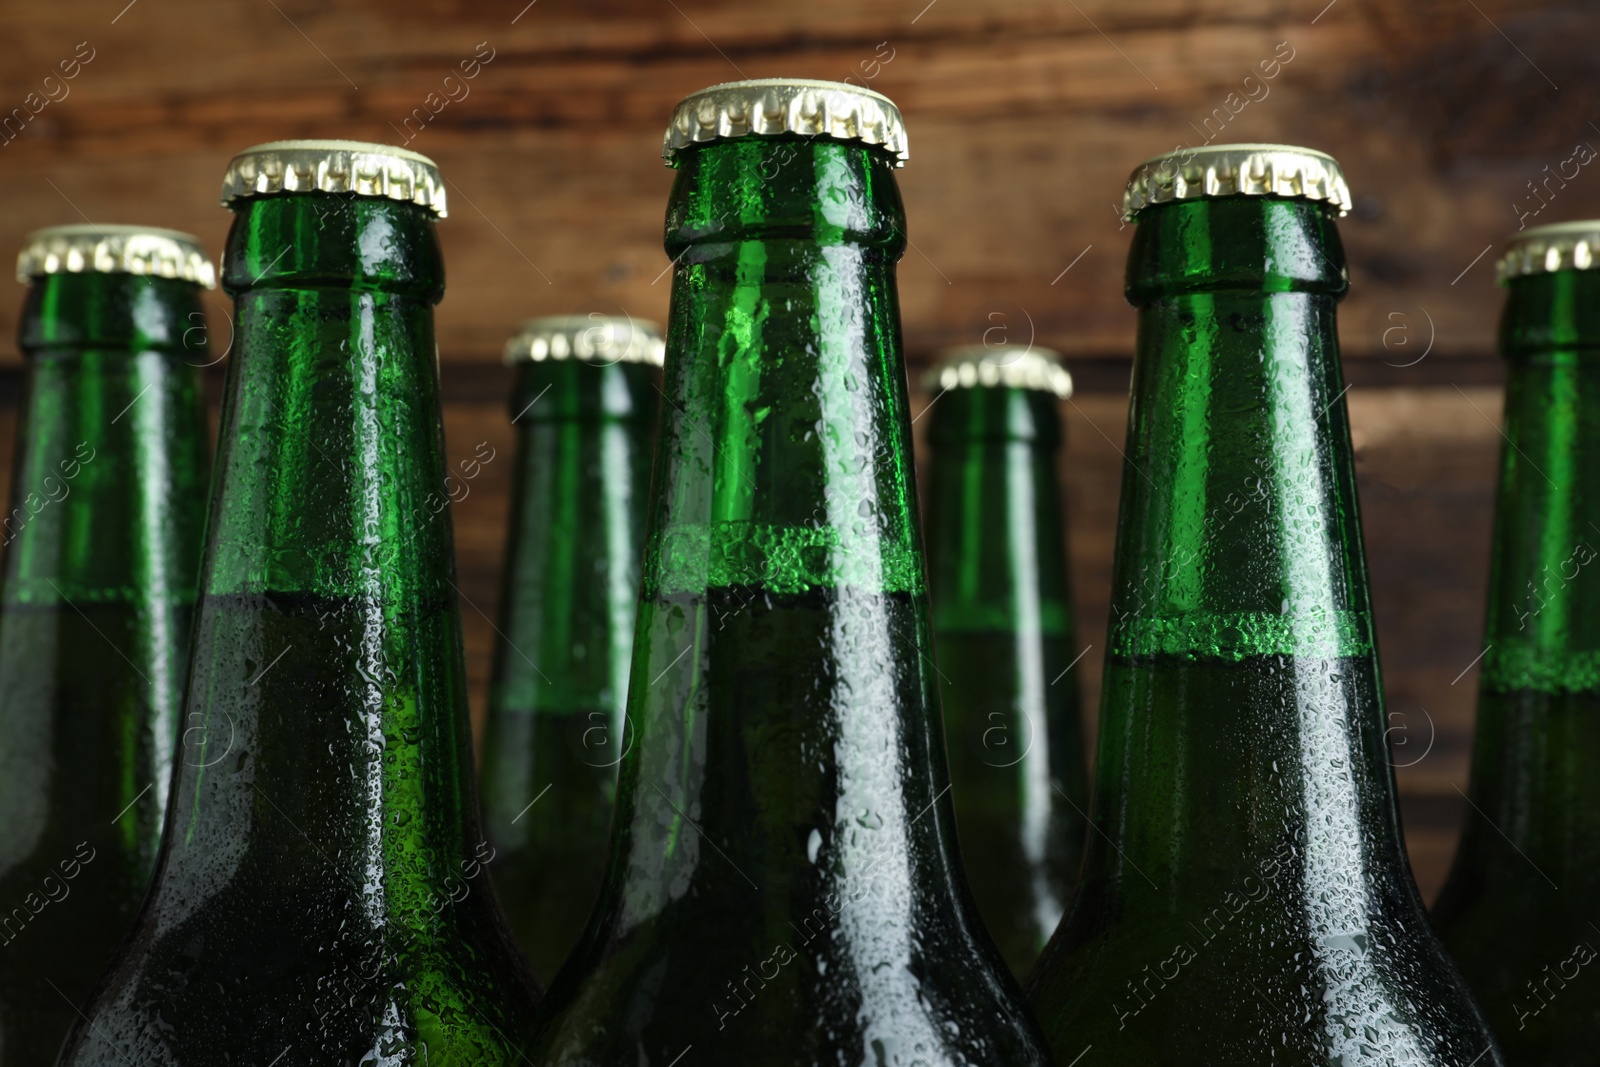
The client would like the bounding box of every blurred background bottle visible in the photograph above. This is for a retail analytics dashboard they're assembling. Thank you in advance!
[524,79,1051,1064]
[1027,145,1502,1066]
[479,313,661,981]
[58,141,538,1064]
[0,225,211,1065]
[1433,220,1600,1065]
[923,343,1087,978]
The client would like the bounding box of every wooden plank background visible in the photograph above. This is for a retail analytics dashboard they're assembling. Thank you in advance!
[3,0,1598,901]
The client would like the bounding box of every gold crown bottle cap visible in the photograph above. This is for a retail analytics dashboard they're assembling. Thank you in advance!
[924,345,1074,399]
[1123,143,1351,221]
[1496,221,1600,283]
[16,224,216,289]
[663,79,908,167]
[220,140,447,218]
[504,315,665,367]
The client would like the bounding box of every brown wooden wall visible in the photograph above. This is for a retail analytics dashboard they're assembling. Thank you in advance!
[2,0,1598,902]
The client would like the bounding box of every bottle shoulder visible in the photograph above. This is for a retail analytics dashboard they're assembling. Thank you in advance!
[61,882,539,1063]
[1031,894,1500,1066]
[528,913,1051,1066]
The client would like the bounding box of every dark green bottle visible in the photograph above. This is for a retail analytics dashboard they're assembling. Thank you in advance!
[523,79,1051,1065]
[479,314,661,981]
[1432,221,1600,1065]
[923,343,1088,978]
[1027,145,1503,1066]
[0,226,211,1066]
[59,141,539,1065]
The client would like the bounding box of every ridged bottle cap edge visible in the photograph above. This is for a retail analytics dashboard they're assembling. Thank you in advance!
[1123,143,1351,221]
[922,345,1073,399]
[663,79,908,167]
[1497,221,1600,283]
[220,139,447,218]
[503,315,666,367]
[16,224,216,289]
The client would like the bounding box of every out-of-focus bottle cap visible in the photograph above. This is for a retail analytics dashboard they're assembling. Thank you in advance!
[1123,143,1351,221]
[924,344,1073,399]
[503,315,665,367]
[1497,220,1600,283]
[220,140,446,217]
[663,79,908,167]
[16,224,216,289]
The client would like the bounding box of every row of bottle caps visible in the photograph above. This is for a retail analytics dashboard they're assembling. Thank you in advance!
[15,78,1596,388]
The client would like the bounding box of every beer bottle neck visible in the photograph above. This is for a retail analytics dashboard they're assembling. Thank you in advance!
[1114,197,1363,657]
[491,359,656,721]
[10,272,208,602]
[158,195,480,928]
[1483,270,1600,691]
[1460,269,1600,872]
[209,196,448,595]
[924,384,1081,972]
[4,271,209,867]
[926,387,1070,637]
[604,136,957,925]
[653,136,914,590]
[1089,198,1402,904]
[479,357,655,967]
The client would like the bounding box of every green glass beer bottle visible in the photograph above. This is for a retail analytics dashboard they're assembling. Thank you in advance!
[1027,145,1503,1066]
[923,344,1088,978]
[1431,221,1600,1064]
[0,226,212,1065]
[58,141,538,1065]
[522,80,1052,1065]
[479,314,662,981]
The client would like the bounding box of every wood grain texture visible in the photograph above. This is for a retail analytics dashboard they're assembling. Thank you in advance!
[0,0,1596,367]
[0,0,1573,901]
